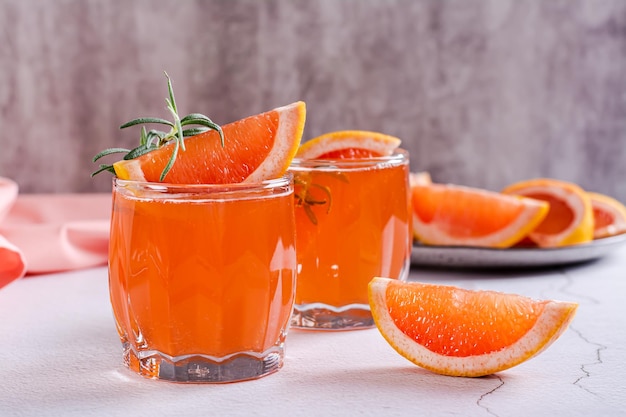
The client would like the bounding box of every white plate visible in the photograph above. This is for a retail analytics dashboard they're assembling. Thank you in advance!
[411,234,626,269]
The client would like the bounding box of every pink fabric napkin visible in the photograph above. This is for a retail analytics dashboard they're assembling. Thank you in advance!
[0,177,111,289]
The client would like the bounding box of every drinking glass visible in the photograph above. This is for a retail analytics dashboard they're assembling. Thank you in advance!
[108,174,296,383]
[289,149,411,330]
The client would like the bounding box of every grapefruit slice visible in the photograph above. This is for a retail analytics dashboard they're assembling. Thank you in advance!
[502,178,593,247]
[588,192,626,239]
[295,130,401,159]
[369,277,578,377]
[114,101,306,184]
[411,183,549,248]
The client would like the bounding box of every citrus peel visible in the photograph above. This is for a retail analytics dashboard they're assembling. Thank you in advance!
[502,178,593,247]
[369,277,578,377]
[588,192,626,239]
[296,130,401,160]
[411,183,549,248]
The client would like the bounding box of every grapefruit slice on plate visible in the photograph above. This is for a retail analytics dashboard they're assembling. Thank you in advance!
[369,277,578,377]
[411,183,549,248]
[502,178,593,248]
[588,192,626,239]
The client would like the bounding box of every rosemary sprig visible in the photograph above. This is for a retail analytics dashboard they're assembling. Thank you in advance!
[295,181,331,225]
[294,172,349,225]
[91,72,224,181]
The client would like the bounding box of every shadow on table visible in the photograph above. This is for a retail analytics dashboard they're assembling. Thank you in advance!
[280,360,518,409]
[0,312,146,414]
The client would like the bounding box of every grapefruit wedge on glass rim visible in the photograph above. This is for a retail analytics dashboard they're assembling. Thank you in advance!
[368,277,578,377]
[295,130,401,160]
[93,73,306,184]
[112,101,306,184]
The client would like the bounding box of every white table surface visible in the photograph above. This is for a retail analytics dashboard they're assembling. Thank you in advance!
[1,245,625,417]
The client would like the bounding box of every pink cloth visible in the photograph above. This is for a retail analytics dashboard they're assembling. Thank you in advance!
[0,177,111,289]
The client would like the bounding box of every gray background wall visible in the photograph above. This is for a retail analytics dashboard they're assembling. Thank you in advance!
[1,0,625,202]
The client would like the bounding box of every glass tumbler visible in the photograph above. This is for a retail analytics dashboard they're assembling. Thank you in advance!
[289,149,411,330]
[108,175,296,383]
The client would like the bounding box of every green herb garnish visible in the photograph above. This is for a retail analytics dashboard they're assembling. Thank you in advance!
[294,175,332,225]
[91,71,224,181]
[294,171,348,225]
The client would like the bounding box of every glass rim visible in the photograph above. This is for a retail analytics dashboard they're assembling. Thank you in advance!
[289,148,408,169]
[112,173,293,201]
[113,172,293,190]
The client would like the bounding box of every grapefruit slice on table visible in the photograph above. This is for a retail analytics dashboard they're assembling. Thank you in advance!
[114,101,306,184]
[588,192,626,239]
[369,277,578,377]
[411,183,549,248]
[295,130,401,159]
[502,178,593,247]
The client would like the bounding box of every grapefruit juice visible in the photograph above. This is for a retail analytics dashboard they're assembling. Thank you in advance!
[289,150,411,330]
[108,175,296,382]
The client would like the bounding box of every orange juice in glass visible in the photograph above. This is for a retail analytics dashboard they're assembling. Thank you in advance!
[289,149,411,330]
[108,174,296,383]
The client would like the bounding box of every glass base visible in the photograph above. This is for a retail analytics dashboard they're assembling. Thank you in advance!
[121,342,284,383]
[290,303,374,330]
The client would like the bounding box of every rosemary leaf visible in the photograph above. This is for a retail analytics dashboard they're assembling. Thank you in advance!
[180,113,217,125]
[175,117,185,152]
[183,127,209,137]
[120,117,174,129]
[309,183,333,213]
[304,204,318,225]
[191,119,225,146]
[146,129,167,144]
[160,138,180,181]
[304,198,328,206]
[140,126,148,146]
[92,148,131,162]
[90,164,115,177]
[124,143,156,160]
[334,172,350,183]
[164,71,177,114]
